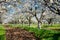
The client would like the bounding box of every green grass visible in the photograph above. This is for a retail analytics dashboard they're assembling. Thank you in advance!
[8,24,60,30]
[42,24,60,28]
[0,35,6,40]
[0,25,5,35]
[0,25,6,40]
[6,24,37,28]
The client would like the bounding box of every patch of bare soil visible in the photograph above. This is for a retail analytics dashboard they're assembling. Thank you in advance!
[6,27,36,40]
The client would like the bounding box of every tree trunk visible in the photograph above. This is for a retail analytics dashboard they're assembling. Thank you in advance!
[0,16,2,24]
[29,21,30,26]
[28,19,31,26]
[28,17,31,26]
[38,21,41,29]
[21,21,23,27]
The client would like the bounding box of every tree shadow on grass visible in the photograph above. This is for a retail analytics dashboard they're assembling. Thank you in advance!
[42,33,60,40]
[53,33,60,40]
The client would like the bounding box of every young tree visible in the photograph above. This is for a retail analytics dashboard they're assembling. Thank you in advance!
[23,0,45,29]
[19,13,25,26]
[24,13,33,26]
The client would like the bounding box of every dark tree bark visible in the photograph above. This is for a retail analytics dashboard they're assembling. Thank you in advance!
[48,18,53,24]
[20,19,24,27]
[28,17,31,26]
